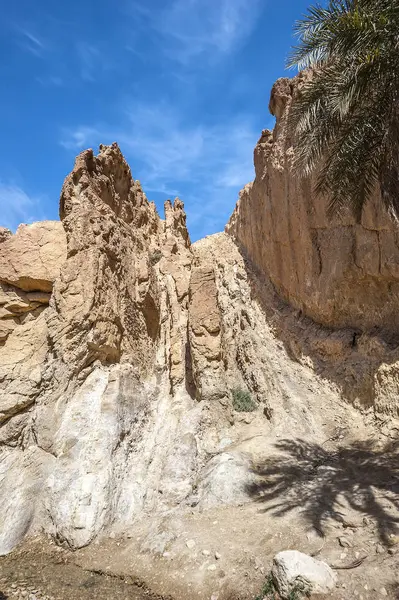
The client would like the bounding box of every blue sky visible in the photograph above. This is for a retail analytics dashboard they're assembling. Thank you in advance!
[0,0,311,241]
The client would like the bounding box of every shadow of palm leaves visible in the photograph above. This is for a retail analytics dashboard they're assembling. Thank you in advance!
[247,438,399,544]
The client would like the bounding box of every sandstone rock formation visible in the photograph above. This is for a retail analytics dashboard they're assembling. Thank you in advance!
[0,221,66,292]
[0,222,66,345]
[0,143,276,558]
[227,74,399,415]
[0,78,399,600]
[227,74,399,334]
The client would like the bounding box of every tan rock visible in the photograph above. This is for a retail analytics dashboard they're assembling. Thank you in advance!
[0,317,19,342]
[0,227,12,244]
[0,130,398,600]
[0,313,48,422]
[0,221,66,292]
[0,282,51,343]
[188,253,225,402]
[26,291,52,304]
[227,74,399,333]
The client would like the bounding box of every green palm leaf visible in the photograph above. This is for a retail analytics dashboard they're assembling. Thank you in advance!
[287,0,399,218]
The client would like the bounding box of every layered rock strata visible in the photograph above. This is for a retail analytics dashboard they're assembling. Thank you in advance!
[1,77,399,588]
[0,222,66,344]
[227,74,399,415]
[0,143,278,556]
[227,75,399,334]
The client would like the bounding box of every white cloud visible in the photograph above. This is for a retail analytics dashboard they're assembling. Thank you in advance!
[60,126,101,150]
[16,28,45,57]
[0,183,46,231]
[60,101,256,191]
[60,99,258,239]
[129,0,261,64]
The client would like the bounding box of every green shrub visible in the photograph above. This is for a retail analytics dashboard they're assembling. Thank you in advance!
[254,573,310,600]
[255,574,276,599]
[149,250,162,266]
[231,387,257,412]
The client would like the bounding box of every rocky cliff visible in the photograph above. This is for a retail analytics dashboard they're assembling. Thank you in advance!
[1,80,398,600]
[227,74,399,416]
[227,76,399,333]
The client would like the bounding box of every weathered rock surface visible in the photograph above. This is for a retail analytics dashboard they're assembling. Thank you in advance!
[0,221,66,345]
[0,228,12,244]
[1,85,399,600]
[0,142,333,560]
[227,74,399,334]
[227,74,399,416]
[272,550,337,598]
[0,221,66,292]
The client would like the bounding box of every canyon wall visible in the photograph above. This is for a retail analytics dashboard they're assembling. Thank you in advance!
[227,75,399,334]
[1,143,298,558]
[1,76,399,590]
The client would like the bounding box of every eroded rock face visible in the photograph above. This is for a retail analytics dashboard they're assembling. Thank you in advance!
[0,123,398,588]
[227,74,399,333]
[0,221,66,292]
[1,144,251,555]
[0,222,66,345]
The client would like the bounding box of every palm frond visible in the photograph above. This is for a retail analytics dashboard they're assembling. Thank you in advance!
[285,0,399,219]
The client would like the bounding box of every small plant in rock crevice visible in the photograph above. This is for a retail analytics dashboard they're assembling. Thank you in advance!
[254,574,277,599]
[231,387,257,412]
[254,573,311,600]
[149,249,162,266]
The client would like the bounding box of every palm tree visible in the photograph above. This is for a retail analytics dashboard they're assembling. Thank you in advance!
[287,0,399,220]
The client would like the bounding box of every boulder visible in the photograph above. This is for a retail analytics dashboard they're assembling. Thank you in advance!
[272,550,337,598]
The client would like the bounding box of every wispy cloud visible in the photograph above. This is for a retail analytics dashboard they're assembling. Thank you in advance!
[60,99,257,239]
[60,102,256,190]
[0,183,46,231]
[60,126,101,150]
[36,75,64,87]
[16,28,46,57]
[129,0,261,64]
[76,42,102,82]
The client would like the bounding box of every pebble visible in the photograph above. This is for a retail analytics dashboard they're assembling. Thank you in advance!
[380,587,388,597]
[207,564,217,571]
[376,543,385,554]
[2,583,57,600]
[186,539,196,550]
[202,550,210,556]
[215,551,221,560]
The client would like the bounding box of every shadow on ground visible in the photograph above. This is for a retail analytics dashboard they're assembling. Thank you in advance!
[247,438,399,544]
